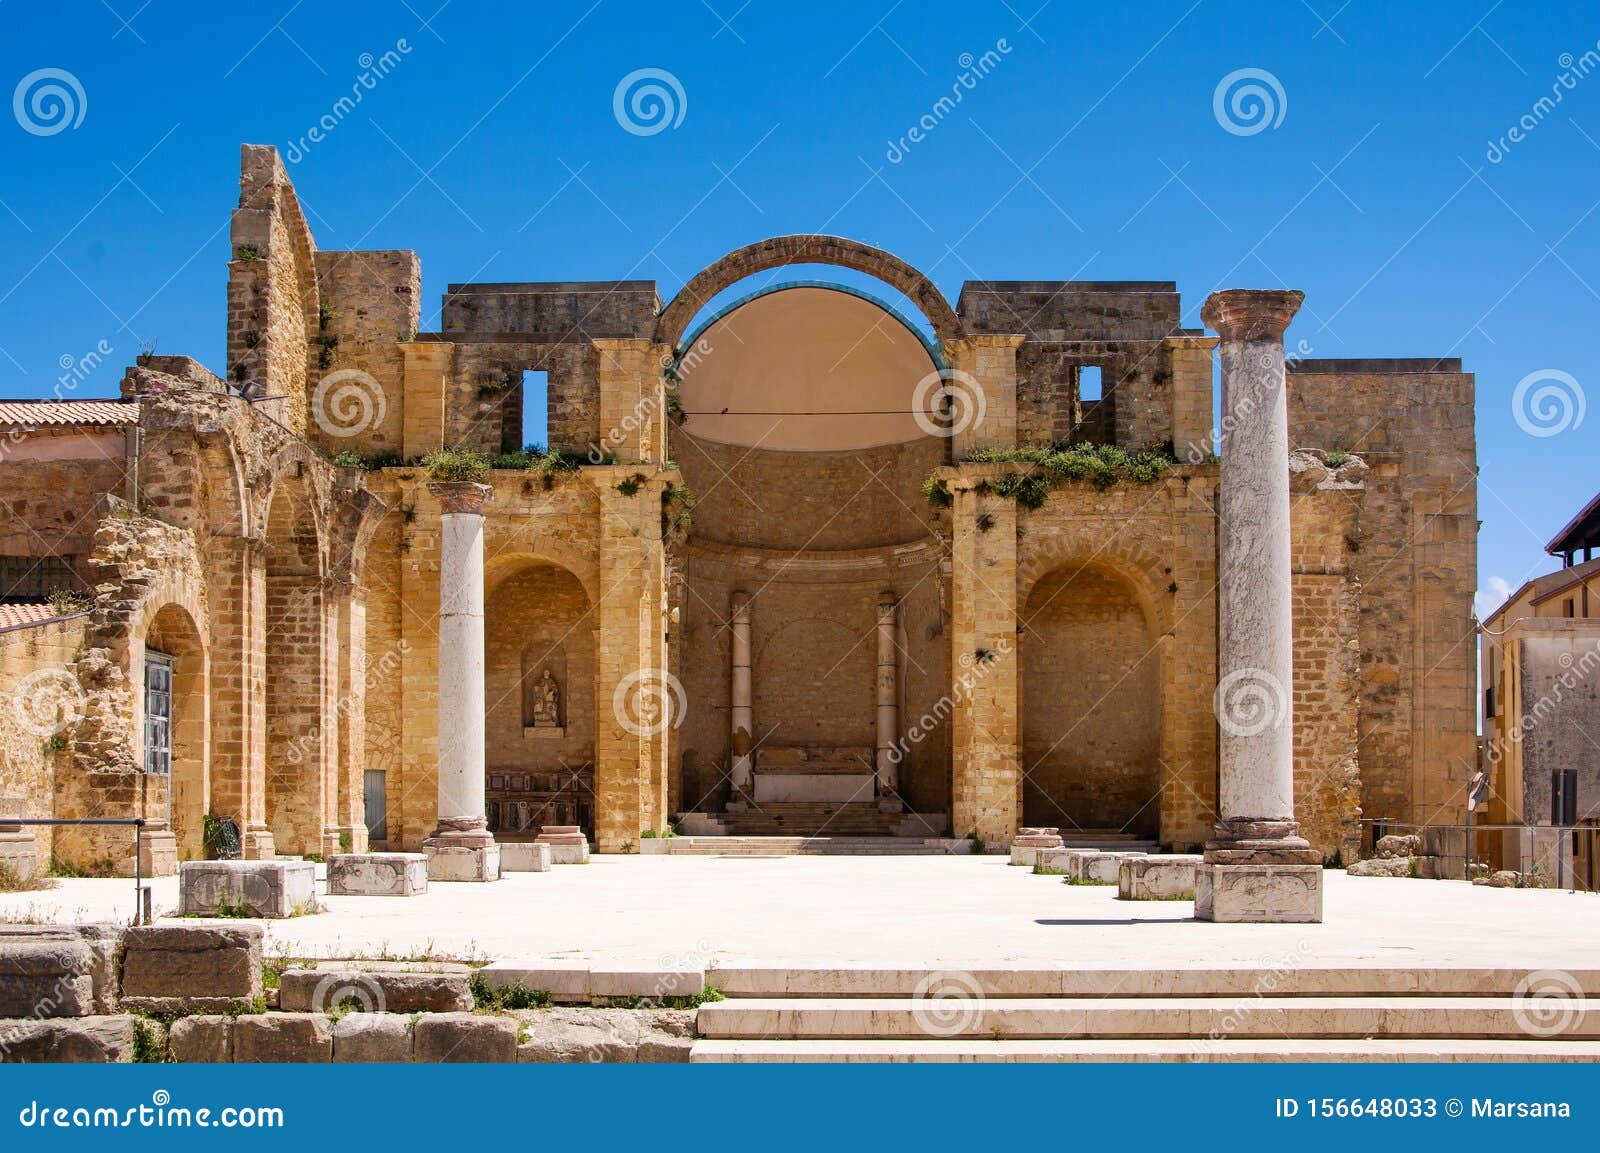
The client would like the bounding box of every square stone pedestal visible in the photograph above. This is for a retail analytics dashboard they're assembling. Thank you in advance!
[536,826,590,864]
[425,843,501,882]
[500,842,552,872]
[328,853,429,896]
[0,826,39,883]
[178,860,316,917]
[1195,862,1323,923]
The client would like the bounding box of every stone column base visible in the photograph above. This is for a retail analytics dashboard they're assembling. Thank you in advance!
[241,825,277,861]
[138,827,179,877]
[1195,820,1323,923]
[876,796,903,814]
[424,843,501,882]
[0,826,39,883]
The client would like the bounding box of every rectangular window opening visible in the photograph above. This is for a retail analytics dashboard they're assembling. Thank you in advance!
[144,651,173,777]
[1078,365,1103,402]
[522,370,549,453]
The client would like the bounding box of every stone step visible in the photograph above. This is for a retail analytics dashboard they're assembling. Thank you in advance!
[695,995,1600,1040]
[704,965,1600,999]
[648,836,970,856]
[689,1037,1600,1063]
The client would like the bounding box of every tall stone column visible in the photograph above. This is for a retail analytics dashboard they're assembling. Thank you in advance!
[729,592,754,804]
[1196,289,1321,923]
[875,592,901,810]
[422,482,499,881]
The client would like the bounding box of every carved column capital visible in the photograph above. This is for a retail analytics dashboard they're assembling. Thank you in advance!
[428,481,492,515]
[1201,289,1304,343]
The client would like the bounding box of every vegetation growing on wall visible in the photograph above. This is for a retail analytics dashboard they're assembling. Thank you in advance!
[923,442,1177,510]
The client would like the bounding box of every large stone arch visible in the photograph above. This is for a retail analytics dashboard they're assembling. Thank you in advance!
[481,552,599,840]
[1017,530,1173,639]
[57,502,210,874]
[654,235,963,349]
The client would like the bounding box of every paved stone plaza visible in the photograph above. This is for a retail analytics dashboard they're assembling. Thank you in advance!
[5,858,1595,971]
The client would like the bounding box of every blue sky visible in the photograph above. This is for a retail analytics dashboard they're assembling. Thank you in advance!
[2,0,1596,608]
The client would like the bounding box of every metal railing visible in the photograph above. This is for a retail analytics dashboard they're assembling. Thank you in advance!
[1361,817,1600,891]
[0,817,148,923]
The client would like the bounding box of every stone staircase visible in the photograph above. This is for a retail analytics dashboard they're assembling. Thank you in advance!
[676,804,950,840]
[690,966,1600,1061]
[1055,828,1161,852]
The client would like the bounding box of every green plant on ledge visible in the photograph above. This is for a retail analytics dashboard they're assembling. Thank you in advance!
[48,587,92,615]
[235,245,261,263]
[615,472,647,498]
[926,441,1177,510]
[662,482,695,537]
[421,448,492,484]
[1323,448,1349,468]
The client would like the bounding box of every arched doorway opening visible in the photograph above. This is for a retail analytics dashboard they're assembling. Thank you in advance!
[141,601,209,860]
[483,557,597,841]
[262,467,330,856]
[1020,563,1162,837]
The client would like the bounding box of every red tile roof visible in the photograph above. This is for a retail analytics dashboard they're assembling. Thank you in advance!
[0,400,139,428]
[0,602,66,631]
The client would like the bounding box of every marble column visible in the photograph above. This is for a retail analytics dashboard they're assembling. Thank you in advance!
[422,481,500,881]
[1196,289,1322,923]
[875,592,901,810]
[728,592,754,804]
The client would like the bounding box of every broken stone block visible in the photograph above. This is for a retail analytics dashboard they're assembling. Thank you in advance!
[1489,870,1520,888]
[332,1013,413,1063]
[327,853,428,897]
[516,1008,639,1062]
[118,924,263,1014]
[412,1012,518,1062]
[0,1016,135,1063]
[1032,847,1074,874]
[1070,851,1146,884]
[178,860,316,917]
[500,842,553,872]
[0,939,96,1018]
[424,844,502,882]
[1118,855,1201,900]
[1375,833,1422,859]
[168,1015,233,1063]
[0,925,121,1013]
[1347,857,1410,878]
[231,1013,333,1062]
[277,969,472,1014]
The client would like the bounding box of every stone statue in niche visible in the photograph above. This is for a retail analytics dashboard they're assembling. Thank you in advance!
[530,667,562,728]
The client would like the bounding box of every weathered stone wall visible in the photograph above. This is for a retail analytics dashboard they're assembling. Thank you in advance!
[0,615,85,861]
[1016,469,1219,848]
[1287,360,1477,831]
[228,145,320,436]
[1288,456,1367,860]
[310,250,419,455]
[0,450,129,590]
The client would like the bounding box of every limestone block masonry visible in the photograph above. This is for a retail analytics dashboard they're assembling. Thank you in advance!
[327,852,429,896]
[177,861,316,918]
